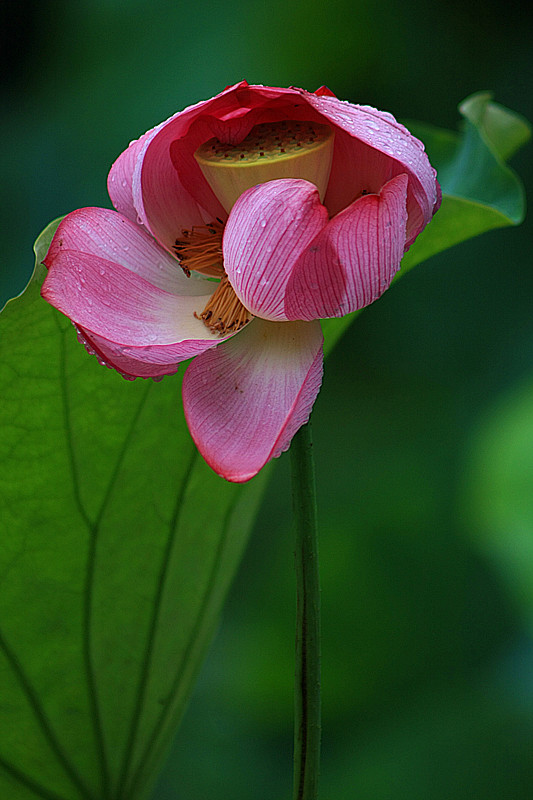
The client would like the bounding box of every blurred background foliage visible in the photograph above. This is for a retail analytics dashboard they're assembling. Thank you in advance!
[1,0,532,798]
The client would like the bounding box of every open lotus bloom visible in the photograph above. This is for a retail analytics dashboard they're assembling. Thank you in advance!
[42,82,440,482]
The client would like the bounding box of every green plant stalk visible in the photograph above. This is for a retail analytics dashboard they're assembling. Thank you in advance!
[290,421,321,800]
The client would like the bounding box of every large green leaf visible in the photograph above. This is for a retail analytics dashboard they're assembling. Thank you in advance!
[0,221,267,800]
[322,92,530,353]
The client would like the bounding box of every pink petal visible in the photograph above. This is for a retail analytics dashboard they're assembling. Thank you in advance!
[314,86,337,98]
[45,208,211,297]
[304,92,440,245]
[223,179,328,321]
[182,318,323,482]
[42,248,223,348]
[284,174,408,320]
[133,122,219,253]
[107,134,147,223]
[74,325,216,379]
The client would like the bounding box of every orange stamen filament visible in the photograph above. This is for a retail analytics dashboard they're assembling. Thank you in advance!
[175,218,253,334]
[195,274,251,335]
[173,219,225,278]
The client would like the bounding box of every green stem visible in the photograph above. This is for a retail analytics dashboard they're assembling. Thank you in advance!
[290,421,321,800]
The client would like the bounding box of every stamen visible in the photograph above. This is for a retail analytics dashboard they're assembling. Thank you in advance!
[173,219,225,278]
[195,274,251,335]
[174,218,251,334]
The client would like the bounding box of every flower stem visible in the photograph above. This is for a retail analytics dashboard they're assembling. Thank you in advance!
[290,421,321,800]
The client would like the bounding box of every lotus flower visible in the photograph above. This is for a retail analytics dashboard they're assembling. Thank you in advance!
[42,82,440,482]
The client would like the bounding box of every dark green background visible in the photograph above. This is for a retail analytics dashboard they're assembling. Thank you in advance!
[2,0,532,797]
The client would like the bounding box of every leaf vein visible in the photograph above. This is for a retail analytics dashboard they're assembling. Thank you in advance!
[0,626,95,800]
[0,755,71,800]
[58,318,153,799]
[57,321,93,532]
[115,444,198,799]
[81,376,154,800]
[124,489,242,797]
